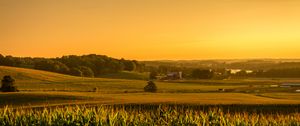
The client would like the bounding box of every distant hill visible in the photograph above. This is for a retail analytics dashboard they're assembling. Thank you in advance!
[0,66,148,106]
[143,59,300,73]
[0,66,77,82]
[1,66,300,107]
[0,54,146,78]
[0,66,146,92]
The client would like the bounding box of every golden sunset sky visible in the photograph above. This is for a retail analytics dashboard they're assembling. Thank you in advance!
[1,0,300,60]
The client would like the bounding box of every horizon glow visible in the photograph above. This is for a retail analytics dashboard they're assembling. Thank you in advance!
[1,0,300,60]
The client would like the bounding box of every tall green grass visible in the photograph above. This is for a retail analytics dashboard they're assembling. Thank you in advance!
[0,104,300,125]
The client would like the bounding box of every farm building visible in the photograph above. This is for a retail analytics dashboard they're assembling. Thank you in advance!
[226,69,253,74]
[160,72,183,80]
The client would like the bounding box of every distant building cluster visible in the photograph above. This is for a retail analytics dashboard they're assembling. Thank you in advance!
[227,69,253,74]
[158,72,183,80]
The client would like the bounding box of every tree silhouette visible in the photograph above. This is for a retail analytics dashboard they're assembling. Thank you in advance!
[144,81,157,93]
[1,76,18,92]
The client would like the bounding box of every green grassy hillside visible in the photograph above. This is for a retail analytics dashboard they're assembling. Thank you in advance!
[98,71,149,80]
[0,66,248,93]
[2,92,300,107]
[0,66,146,92]
[0,66,300,107]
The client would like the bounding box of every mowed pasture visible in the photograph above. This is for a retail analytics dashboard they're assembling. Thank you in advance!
[0,66,300,107]
[2,92,300,108]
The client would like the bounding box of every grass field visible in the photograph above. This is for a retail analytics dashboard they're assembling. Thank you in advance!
[0,66,300,108]
[2,92,300,108]
[98,71,149,80]
[1,66,300,125]
[0,66,249,93]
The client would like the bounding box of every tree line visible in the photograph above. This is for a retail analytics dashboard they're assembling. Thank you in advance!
[148,64,300,79]
[2,54,300,79]
[147,65,215,79]
[245,68,300,78]
[0,54,145,77]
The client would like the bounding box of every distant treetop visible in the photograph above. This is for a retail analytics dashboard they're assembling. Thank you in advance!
[0,54,146,77]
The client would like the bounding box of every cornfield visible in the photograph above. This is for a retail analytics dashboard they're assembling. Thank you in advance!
[0,104,300,126]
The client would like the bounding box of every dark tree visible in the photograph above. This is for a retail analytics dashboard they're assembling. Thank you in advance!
[149,71,158,80]
[262,68,300,78]
[69,68,83,77]
[135,62,146,72]
[121,59,136,71]
[34,59,70,74]
[2,56,16,66]
[144,81,157,93]
[236,70,247,76]
[1,76,18,92]
[78,66,94,77]
[0,54,4,65]
[191,69,213,79]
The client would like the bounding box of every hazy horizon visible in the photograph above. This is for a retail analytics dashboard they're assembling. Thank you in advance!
[1,0,300,60]
[3,53,300,61]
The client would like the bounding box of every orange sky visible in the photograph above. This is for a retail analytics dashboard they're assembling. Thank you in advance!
[1,0,300,60]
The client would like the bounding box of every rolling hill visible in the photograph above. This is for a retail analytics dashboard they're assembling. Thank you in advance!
[0,66,147,92]
[0,66,248,93]
[0,66,300,107]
